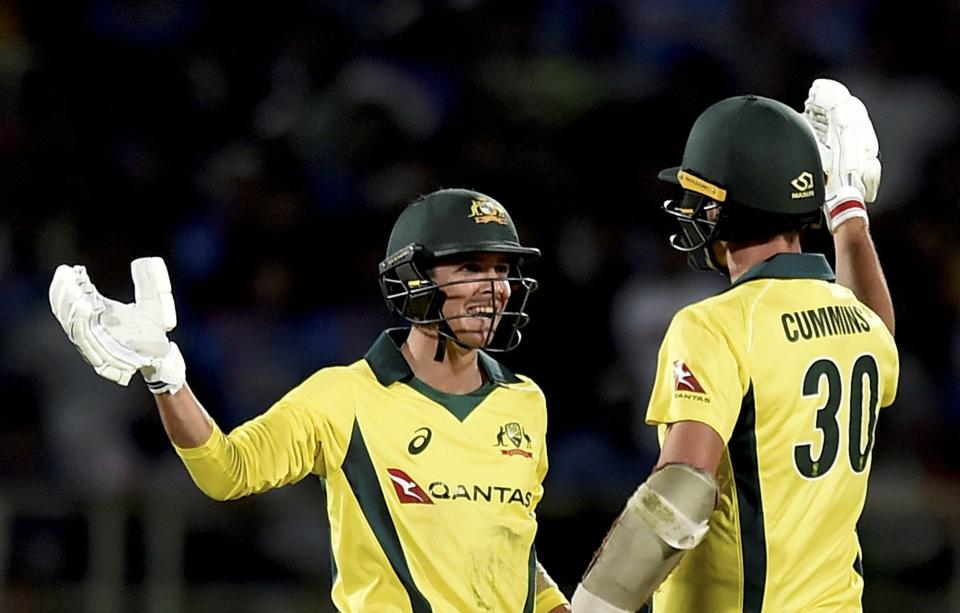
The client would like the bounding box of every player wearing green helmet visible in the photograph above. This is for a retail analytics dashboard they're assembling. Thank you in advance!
[658,94,825,273]
[48,188,570,613]
[378,188,540,358]
[573,84,898,613]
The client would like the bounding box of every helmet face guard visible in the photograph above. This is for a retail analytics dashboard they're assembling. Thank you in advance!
[378,244,539,352]
[662,191,726,273]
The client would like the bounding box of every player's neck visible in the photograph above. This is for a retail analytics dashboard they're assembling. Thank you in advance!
[402,327,483,394]
[724,233,802,284]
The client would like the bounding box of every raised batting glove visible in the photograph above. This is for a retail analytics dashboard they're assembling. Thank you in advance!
[804,78,881,232]
[49,257,186,395]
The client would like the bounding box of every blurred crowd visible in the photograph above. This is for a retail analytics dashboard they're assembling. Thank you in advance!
[2,1,960,611]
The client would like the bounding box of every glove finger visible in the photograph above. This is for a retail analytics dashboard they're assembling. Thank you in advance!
[131,257,177,331]
[50,265,85,330]
[75,267,106,313]
[79,328,136,385]
[70,314,106,368]
[846,96,869,120]
[863,159,881,203]
[94,363,134,386]
[848,98,880,154]
[809,79,851,109]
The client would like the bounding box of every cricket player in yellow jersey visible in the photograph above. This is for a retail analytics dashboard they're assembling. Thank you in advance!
[48,188,571,612]
[572,80,898,613]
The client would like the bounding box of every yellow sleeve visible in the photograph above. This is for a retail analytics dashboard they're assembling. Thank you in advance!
[174,366,356,500]
[645,307,746,444]
[535,396,549,510]
[535,585,569,613]
[879,325,900,409]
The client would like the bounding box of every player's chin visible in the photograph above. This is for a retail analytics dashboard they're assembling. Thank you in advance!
[450,324,496,347]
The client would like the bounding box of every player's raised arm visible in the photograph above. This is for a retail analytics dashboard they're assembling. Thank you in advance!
[803,79,895,335]
[50,258,325,501]
[50,257,212,444]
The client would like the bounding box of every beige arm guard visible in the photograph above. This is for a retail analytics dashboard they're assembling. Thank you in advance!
[571,463,717,612]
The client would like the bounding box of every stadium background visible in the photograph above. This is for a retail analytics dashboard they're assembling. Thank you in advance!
[2,1,959,611]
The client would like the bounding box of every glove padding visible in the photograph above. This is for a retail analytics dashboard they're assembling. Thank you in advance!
[803,78,881,232]
[49,257,186,395]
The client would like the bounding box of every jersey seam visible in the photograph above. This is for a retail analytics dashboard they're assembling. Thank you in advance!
[746,280,774,355]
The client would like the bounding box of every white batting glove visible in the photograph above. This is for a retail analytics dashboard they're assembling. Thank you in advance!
[49,257,186,395]
[803,78,882,232]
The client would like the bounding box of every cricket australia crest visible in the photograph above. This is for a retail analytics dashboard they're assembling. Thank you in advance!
[496,422,533,458]
[469,197,509,225]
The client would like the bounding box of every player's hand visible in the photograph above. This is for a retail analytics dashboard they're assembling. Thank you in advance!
[803,78,881,233]
[49,257,186,395]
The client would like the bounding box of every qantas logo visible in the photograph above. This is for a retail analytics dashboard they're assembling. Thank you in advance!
[386,469,433,504]
[428,481,533,507]
[672,360,705,393]
[386,468,534,508]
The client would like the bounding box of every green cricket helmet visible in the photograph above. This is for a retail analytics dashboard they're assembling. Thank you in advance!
[378,188,540,353]
[659,95,824,271]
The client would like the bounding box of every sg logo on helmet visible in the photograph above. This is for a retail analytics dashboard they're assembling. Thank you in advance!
[469,197,508,225]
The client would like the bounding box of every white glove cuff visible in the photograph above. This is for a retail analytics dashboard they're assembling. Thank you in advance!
[143,342,187,395]
[824,185,868,233]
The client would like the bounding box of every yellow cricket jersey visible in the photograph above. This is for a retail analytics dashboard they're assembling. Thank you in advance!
[646,254,899,613]
[175,329,568,613]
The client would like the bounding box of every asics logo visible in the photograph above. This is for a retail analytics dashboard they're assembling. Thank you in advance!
[408,427,432,455]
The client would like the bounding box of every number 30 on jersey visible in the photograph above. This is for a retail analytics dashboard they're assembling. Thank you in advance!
[794,354,879,479]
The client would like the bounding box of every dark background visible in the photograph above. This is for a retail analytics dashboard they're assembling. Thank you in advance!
[2,1,959,611]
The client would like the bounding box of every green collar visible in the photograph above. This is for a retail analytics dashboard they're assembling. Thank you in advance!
[363,328,521,387]
[405,378,499,422]
[731,253,836,288]
[364,328,519,422]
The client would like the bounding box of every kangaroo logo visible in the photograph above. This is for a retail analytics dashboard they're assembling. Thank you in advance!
[495,422,533,458]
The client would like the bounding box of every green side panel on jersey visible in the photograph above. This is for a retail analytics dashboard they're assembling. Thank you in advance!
[523,545,536,613]
[341,418,433,613]
[321,480,339,587]
[406,378,497,422]
[728,383,767,613]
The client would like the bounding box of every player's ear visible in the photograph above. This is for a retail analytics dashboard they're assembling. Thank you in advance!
[711,242,728,267]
